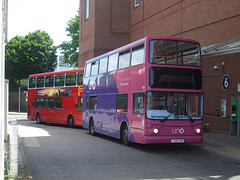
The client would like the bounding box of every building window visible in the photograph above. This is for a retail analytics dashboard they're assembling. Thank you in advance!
[134,0,139,7]
[85,0,89,20]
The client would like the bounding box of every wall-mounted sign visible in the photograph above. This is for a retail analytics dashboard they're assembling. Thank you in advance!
[222,74,231,91]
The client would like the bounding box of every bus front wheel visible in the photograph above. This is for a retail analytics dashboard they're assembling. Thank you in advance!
[121,124,129,146]
[89,118,95,136]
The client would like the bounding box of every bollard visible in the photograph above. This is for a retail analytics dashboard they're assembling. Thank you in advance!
[10,122,18,179]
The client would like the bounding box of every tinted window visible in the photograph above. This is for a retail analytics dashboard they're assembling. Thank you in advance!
[77,72,83,85]
[54,98,62,110]
[36,98,44,109]
[66,73,76,86]
[45,76,54,87]
[149,67,202,89]
[45,98,53,110]
[55,75,65,87]
[29,78,36,88]
[87,96,97,110]
[117,94,128,113]
[36,77,44,88]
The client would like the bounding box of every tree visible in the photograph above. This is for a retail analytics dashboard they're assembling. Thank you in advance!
[5,30,57,87]
[59,11,79,67]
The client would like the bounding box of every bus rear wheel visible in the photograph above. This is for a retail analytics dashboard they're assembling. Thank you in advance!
[89,119,95,136]
[67,116,74,128]
[36,113,42,124]
[121,124,129,146]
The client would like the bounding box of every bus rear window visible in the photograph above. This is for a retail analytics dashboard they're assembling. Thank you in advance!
[149,67,202,90]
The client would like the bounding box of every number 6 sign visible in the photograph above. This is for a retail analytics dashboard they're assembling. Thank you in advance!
[222,74,231,91]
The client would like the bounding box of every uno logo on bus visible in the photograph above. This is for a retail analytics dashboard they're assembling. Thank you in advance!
[172,128,184,134]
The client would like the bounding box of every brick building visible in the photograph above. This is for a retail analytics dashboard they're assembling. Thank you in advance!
[79,0,240,135]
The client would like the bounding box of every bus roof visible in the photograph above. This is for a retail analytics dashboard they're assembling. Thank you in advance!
[85,36,200,64]
[28,68,84,78]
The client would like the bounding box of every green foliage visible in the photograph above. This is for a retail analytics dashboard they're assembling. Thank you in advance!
[59,11,79,67]
[5,30,57,86]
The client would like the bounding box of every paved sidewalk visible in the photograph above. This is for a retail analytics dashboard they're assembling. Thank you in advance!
[201,133,240,161]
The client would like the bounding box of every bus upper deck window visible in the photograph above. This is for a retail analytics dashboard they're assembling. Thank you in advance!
[45,76,54,87]
[36,77,44,88]
[108,53,118,72]
[119,49,130,69]
[29,78,36,88]
[85,63,91,77]
[66,73,77,86]
[55,75,65,87]
[91,61,99,76]
[99,57,108,74]
[131,44,144,66]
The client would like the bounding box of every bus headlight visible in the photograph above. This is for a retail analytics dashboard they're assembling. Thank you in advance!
[196,128,201,134]
[153,128,159,134]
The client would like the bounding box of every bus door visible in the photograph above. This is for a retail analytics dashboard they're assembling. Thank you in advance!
[31,98,36,120]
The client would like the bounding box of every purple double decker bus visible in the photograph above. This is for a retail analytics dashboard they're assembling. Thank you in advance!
[83,36,203,145]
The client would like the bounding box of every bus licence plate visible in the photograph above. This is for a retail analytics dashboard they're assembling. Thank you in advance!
[171,139,184,143]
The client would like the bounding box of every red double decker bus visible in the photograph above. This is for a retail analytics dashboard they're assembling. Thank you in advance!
[27,68,84,127]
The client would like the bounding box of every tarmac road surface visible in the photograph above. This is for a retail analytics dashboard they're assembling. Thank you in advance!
[9,114,240,180]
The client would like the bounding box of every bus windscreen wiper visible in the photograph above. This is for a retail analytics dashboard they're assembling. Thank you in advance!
[188,115,194,123]
[160,112,175,123]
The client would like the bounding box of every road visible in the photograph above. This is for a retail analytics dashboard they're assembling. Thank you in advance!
[12,114,240,180]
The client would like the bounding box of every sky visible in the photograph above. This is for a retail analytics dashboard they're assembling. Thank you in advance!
[8,0,79,46]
